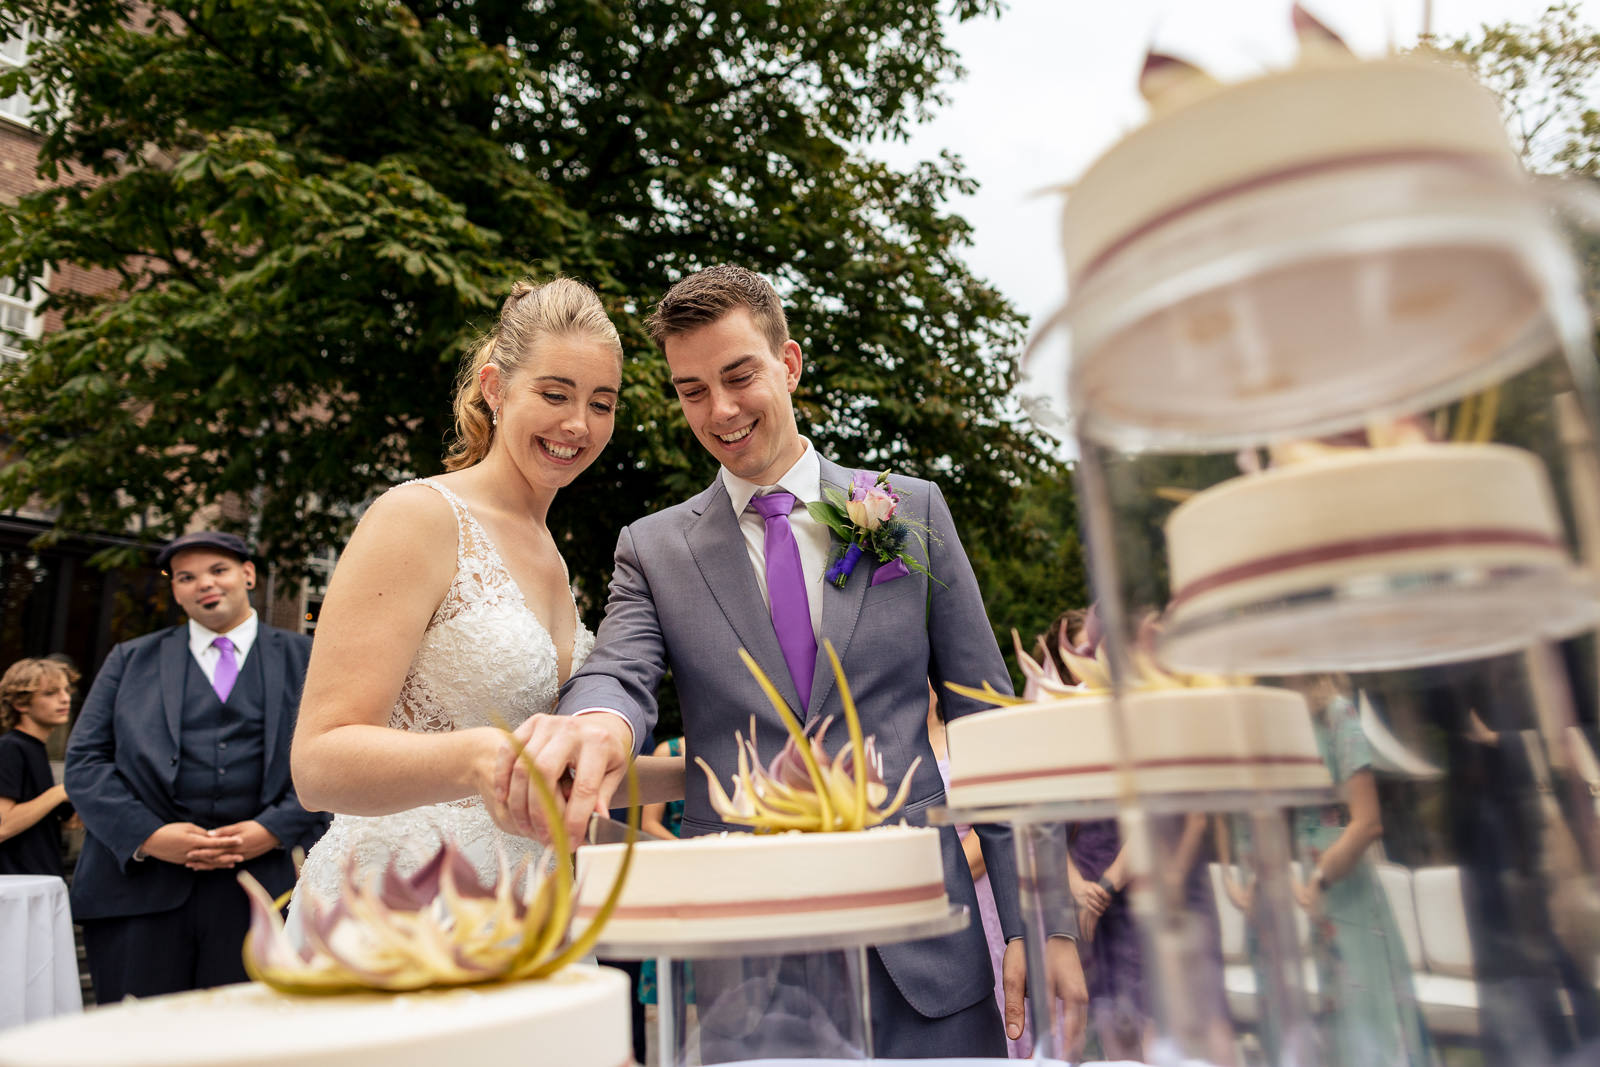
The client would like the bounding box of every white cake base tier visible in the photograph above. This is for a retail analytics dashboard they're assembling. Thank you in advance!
[574,825,950,945]
[0,966,631,1067]
[944,687,1329,810]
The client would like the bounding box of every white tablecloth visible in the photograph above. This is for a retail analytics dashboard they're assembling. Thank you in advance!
[0,875,80,1031]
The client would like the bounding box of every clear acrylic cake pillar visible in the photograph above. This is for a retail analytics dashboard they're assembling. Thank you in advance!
[671,948,871,1064]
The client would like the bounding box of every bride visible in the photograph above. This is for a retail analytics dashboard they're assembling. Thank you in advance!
[290,276,637,906]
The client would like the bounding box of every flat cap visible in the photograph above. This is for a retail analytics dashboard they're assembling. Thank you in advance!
[156,531,253,572]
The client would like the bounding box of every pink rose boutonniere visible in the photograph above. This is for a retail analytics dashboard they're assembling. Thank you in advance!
[806,470,940,588]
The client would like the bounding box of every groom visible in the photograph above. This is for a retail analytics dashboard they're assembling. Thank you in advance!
[526,265,1083,1056]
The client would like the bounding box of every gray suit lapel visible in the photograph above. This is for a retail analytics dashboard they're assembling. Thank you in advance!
[159,626,189,760]
[808,458,871,720]
[685,477,806,714]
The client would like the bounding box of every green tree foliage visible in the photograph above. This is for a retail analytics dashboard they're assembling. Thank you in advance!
[964,459,1088,684]
[0,0,1063,639]
[1435,1,1600,175]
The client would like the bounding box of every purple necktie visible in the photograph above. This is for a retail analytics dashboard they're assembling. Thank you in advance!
[750,491,817,709]
[212,636,239,702]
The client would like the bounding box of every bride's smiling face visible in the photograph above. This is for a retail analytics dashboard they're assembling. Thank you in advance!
[483,335,620,490]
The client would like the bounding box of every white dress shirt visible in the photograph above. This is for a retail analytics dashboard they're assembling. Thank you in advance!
[187,611,259,684]
[719,437,828,641]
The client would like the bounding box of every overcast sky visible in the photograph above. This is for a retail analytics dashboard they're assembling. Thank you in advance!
[874,0,1572,345]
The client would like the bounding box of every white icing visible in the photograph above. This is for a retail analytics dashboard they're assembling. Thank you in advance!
[1164,444,1569,625]
[0,966,630,1067]
[945,687,1329,808]
[573,826,949,943]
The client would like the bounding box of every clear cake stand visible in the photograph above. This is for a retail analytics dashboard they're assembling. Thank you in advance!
[931,773,1335,1064]
[589,906,970,1065]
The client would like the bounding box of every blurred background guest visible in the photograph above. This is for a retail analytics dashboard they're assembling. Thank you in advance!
[0,657,78,878]
[1290,675,1430,1065]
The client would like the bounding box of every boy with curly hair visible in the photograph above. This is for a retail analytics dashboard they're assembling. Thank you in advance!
[0,657,77,878]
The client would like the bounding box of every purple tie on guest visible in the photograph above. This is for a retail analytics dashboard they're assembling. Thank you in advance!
[212,635,239,702]
[750,491,818,709]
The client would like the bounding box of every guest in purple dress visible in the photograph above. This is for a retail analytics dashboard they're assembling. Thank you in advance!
[1044,608,1236,1064]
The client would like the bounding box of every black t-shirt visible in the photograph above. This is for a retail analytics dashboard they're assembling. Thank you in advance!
[0,729,72,878]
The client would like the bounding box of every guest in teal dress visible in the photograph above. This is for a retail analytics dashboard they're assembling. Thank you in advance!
[1294,678,1431,1066]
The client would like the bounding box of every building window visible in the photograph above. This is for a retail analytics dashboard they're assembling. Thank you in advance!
[0,276,44,360]
[1,24,32,127]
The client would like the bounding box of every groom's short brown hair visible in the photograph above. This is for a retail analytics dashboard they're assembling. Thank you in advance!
[646,264,790,356]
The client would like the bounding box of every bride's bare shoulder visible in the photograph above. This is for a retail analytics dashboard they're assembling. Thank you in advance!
[341,482,459,567]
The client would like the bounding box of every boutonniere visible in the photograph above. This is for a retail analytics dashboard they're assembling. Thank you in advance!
[806,471,941,588]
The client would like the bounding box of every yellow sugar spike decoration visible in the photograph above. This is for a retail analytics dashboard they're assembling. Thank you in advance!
[696,753,744,817]
[868,756,922,826]
[505,730,575,972]
[738,647,835,830]
[530,754,639,977]
[944,679,1026,707]
[823,639,870,830]
[508,865,556,970]
[1059,644,1111,691]
[1451,393,1477,443]
[1472,387,1499,443]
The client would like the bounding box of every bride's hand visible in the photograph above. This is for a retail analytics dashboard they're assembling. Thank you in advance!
[496,714,634,846]
[473,729,533,838]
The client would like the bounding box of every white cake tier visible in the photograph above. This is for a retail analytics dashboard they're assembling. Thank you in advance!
[1064,56,1517,285]
[1166,444,1569,622]
[0,965,630,1067]
[574,825,950,944]
[1158,443,1595,673]
[944,687,1329,809]
[1051,52,1562,448]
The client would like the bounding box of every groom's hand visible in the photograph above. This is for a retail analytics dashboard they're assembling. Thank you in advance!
[1001,936,1087,1053]
[499,713,634,846]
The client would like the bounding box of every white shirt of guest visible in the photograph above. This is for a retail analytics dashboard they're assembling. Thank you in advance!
[720,437,829,640]
[186,610,259,686]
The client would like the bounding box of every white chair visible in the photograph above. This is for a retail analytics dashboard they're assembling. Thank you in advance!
[1411,865,1480,1037]
[1375,861,1424,973]
[1209,863,1260,1023]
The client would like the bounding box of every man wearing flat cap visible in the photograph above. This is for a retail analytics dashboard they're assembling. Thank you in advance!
[66,531,327,1001]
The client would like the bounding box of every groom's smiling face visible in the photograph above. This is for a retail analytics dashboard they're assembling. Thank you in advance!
[666,308,806,485]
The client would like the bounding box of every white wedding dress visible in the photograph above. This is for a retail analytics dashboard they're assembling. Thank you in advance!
[290,478,594,916]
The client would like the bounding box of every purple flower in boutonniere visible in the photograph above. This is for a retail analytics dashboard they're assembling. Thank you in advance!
[806,470,941,589]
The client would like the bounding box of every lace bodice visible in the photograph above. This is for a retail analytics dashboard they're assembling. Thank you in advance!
[292,479,593,912]
[393,479,594,734]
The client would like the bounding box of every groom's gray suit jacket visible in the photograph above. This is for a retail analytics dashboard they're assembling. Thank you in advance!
[561,456,1025,1022]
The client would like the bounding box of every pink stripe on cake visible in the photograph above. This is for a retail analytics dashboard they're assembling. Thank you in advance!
[575,882,946,921]
[951,753,1328,790]
[1078,148,1513,283]
[1169,527,1565,609]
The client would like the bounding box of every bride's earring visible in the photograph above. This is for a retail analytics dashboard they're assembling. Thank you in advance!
[491,406,499,429]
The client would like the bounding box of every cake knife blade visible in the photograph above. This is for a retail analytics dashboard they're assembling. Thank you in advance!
[585,812,637,845]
